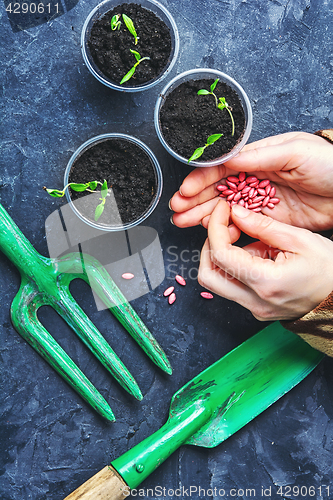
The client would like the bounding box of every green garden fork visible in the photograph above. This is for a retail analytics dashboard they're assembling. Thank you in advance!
[0,203,172,421]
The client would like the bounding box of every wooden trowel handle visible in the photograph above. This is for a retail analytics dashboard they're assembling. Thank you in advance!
[64,466,129,499]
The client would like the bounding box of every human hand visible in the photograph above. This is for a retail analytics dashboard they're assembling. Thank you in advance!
[198,200,333,321]
[170,132,333,231]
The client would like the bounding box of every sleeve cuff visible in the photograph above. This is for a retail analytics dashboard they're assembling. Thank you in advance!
[314,129,333,144]
[281,291,333,357]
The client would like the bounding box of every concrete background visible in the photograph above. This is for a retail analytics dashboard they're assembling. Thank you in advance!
[1,0,333,499]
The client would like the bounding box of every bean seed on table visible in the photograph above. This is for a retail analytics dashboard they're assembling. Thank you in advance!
[163,286,175,297]
[168,292,176,305]
[122,273,134,280]
[175,275,186,286]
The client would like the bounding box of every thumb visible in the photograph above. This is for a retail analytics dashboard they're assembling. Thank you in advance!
[231,204,306,252]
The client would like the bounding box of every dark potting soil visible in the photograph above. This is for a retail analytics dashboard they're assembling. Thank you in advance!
[87,3,172,86]
[159,79,246,161]
[68,139,157,226]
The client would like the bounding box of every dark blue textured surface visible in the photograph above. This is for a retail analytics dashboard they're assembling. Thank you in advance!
[1,1,333,499]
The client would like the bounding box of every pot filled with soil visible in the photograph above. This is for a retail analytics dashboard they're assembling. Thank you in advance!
[61,134,163,231]
[81,0,179,92]
[154,69,253,167]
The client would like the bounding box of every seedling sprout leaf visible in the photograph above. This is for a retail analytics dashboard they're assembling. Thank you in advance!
[111,14,121,30]
[88,181,98,190]
[101,180,108,199]
[197,89,210,96]
[130,49,141,62]
[70,183,89,192]
[217,97,228,109]
[207,133,223,145]
[188,147,205,163]
[95,203,105,221]
[120,66,136,84]
[122,13,138,44]
[210,78,219,92]
[45,188,64,198]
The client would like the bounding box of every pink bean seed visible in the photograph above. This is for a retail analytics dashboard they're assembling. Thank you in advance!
[223,189,235,195]
[262,196,270,207]
[258,179,270,188]
[122,273,134,279]
[248,198,252,205]
[201,291,214,299]
[265,185,271,195]
[227,193,235,201]
[233,192,242,202]
[241,186,251,195]
[226,181,238,190]
[239,172,246,182]
[257,188,266,196]
[267,203,275,209]
[269,197,280,204]
[252,207,262,212]
[246,176,258,183]
[270,186,276,197]
[252,195,265,203]
[237,180,247,191]
[249,188,255,198]
[217,184,227,191]
[168,292,176,305]
[249,201,262,209]
[227,176,240,183]
[175,275,186,286]
[230,200,237,206]
[249,181,259,188]
[238,199,245,207]
[245,201,249,208]
[163,286,175,297]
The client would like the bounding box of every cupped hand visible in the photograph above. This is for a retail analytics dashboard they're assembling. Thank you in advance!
[198,200,333,321]
[170,132,333,231]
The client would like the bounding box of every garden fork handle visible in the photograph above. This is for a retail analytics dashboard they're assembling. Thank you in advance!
[0,203,46,277]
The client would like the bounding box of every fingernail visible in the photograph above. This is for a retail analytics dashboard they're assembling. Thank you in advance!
[170,215,175,225]
[179,187,184,196]
[232,204,250,218]
[168,198,172,210]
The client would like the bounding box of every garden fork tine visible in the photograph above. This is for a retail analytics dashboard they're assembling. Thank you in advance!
[0,204,172,420]
[11,280,116,421]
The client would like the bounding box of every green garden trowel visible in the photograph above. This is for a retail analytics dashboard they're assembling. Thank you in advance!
[65,322,324,499]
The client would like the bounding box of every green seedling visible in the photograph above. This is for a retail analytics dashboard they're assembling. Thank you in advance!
[120,49,150,84]
[218,97,235,136]
[188,133,223,163]
[122,13,139,44]
[197,78,219,107]
[111,14,121,30]
[198,79,235,136]
[44,180,109,222]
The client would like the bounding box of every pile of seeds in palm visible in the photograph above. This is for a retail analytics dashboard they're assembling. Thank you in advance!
[217,172,280,212]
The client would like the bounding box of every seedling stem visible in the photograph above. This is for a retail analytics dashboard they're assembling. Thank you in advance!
[198,79,235,136]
